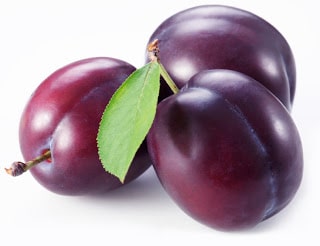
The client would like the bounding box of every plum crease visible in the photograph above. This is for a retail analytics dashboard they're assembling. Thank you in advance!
[222,97,278,220]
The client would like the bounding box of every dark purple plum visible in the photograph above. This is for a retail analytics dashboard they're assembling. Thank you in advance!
[146,5,296,110]
[16,57,151,195]
[147,69,303,231]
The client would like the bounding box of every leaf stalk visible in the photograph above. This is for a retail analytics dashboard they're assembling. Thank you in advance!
[147,39,179,94]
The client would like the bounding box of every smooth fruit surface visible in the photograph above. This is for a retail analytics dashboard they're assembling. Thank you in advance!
[147,69,303,230]
[19,57,151,195]
[146,5,296,110]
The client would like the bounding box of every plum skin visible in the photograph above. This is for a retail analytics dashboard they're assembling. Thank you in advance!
[146,5,296,110]
[19,57,151,196]
[147,69,303,231]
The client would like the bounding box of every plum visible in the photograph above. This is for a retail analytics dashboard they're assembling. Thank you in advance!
[146,5,296,110]
[147,69,303,230]
[8,57,151,195]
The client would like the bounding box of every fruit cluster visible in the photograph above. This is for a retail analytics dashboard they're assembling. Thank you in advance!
[6,5,303,231]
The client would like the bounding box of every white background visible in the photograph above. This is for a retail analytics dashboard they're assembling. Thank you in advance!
[0,0,318,245]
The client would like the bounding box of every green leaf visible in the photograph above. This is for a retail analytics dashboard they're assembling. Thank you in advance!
[97,62,160,183]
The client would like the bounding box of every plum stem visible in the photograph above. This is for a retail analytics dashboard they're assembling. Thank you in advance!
[147,39,179,94]
[5,150,51,177]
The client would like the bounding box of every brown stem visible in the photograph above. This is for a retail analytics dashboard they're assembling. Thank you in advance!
[147,39,160,62]
[5,150,51,177]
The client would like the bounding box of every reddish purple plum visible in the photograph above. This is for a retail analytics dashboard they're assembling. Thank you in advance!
[15,57,151,195]
[147,69,303,231]
[146,5,296,110]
